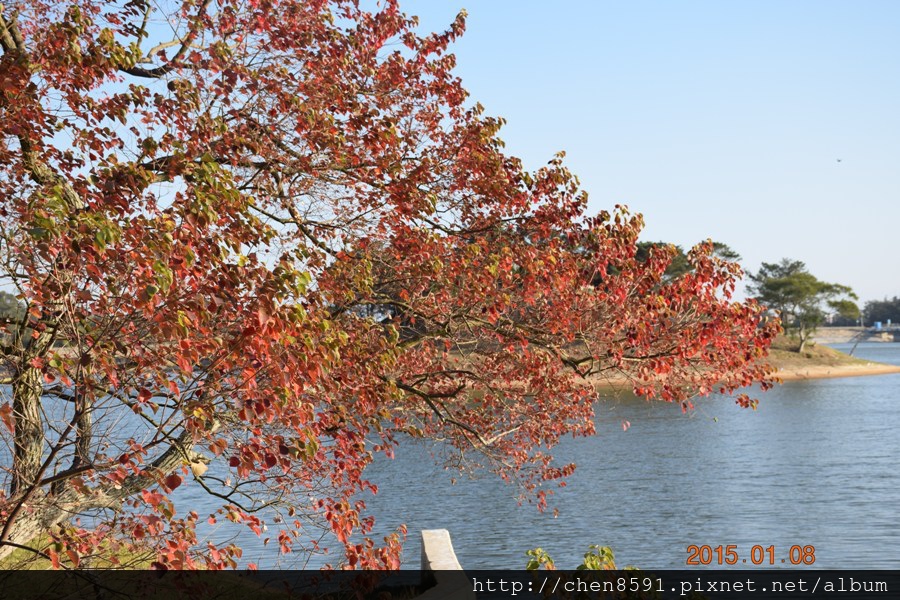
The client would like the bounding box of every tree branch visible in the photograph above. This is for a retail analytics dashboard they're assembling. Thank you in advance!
[122,0,213,78]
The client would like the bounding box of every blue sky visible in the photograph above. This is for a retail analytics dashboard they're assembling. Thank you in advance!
[401,1,900,303]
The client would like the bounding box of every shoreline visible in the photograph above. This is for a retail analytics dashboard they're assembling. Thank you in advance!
[767,337,900,382]
[776,362,900,381]
[587,345,900,391]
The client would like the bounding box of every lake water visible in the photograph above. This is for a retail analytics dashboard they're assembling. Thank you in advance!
[322,342,900,570]
[3,343,899,569]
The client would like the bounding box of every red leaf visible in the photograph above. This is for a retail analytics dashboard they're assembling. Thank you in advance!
[164,473,182,491]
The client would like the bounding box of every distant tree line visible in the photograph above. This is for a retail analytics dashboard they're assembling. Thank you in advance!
[864,297,900,325]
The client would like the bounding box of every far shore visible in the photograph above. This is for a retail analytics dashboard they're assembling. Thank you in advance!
[767,335,900,381]
[587,335,900,391]
[776,361,900,381]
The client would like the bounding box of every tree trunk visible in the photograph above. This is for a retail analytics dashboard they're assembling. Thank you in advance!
[797,323,808,353]
[0,429,195,562]
[10,367,43,497]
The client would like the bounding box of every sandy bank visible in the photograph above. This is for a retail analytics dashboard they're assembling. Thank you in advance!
[587,361,900,392]
[585,340,900,392]
[767,337,900,381]
[776,362,900,381]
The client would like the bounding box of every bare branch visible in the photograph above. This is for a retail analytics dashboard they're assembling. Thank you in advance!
[122,0,213,78]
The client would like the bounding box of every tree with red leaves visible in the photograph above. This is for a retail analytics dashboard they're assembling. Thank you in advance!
[0,0,777,568]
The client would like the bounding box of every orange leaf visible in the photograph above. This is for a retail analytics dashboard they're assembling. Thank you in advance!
[0,403,14,434]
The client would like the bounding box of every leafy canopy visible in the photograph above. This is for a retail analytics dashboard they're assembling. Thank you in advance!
[748,259,857,351]
[1,0,776,568]
[864,297,900,325]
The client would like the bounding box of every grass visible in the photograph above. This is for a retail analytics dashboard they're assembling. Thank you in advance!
[0,534,155,570]
[768,335,873,369]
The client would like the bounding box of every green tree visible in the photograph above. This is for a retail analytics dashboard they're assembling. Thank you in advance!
[748,259,858,352]
[635,241,741,281]
[0,292,25,353]
[864,297,900,325]
[0,291,24,323]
